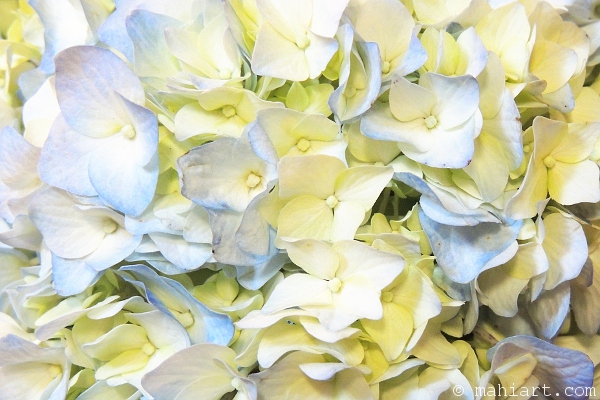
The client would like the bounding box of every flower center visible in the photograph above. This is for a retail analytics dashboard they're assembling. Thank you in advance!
[173,310,194,328]
[296,35,311,50]
[222,105,236,118]
[120,124,136,139]
[103,220,118,234]
[543,155,556,169]
[381,61,391,74]
[424,115,438,129]
[141,342,156,356]
[328,277,342,292]
[231,377,243,390]
[381,291,394,303]
[246,173,261,188]
[325,195,339,208]
[523,144,531,153]
[297,138,311,152]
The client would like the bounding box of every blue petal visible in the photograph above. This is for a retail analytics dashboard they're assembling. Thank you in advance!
[0,126,40,191]
[395,172,496,226]
[419,207,521,283]
[125,10,182,78]
[88,98,159,216]
[51,254,101,296]
[488,335,594,400]
[119,264,235,346]
[38,115,98,196]
[55,46,146,138]
[329,39,382,123]
[97,0,146,62]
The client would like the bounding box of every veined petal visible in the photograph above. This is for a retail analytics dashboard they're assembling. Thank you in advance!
[38,115,97,196]
[0,127,41,192]
[54,46,145,138]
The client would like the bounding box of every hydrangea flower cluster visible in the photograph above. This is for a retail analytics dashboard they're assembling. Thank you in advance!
[1,0,600,399]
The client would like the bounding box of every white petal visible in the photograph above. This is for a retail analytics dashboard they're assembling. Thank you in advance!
[420,73,480,130]
[542,213,588,290]
[334,240,405,288]
[335,165,394,209]
[548,161,600,206]
[281,239,338,280]
[278,155,345,200]
[29,188,105,259]
[261,273,332,313]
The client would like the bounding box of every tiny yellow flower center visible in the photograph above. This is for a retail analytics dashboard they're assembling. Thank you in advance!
[246,173,261,188]
[297,138,311,152]
[141,342,156,356]
[219,68,232,80]
[381,61,391,74]
[345,86,357,98]
[325,195,339,208]
[328,277,342,293]
[103,220,118,234]
[381,291,394,303]
[174,310,194,328]
[48,365,62,379]
[222,105,236,118]
[296,35,311,50]
[120,124,136,139]
[231,377,244,390]
[424,115,438,129]
[543,155,556,169]
[523,144,531,153]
